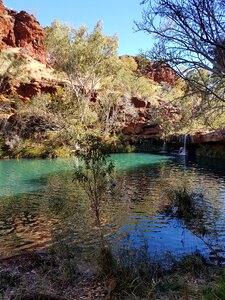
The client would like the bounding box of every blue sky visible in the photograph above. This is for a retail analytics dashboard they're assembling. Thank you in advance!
[3,0,154,56]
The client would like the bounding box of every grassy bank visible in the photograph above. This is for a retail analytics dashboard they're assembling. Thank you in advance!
[1,244,225,300]
[0,135,136,159]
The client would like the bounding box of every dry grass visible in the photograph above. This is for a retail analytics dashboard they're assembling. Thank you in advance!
[0,48,62,82]
[0,247,224,300]
[0,249,107,300]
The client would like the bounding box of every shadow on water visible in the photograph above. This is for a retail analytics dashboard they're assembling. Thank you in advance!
[0,153,225,264]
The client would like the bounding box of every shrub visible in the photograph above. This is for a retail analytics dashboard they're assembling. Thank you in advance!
[12,140,51,158]
[53,146,72,158]
[204,273,225,299]
[73,135,114,250]
[165,187,195,221]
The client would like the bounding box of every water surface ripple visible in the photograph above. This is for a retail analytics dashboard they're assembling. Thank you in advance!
[0,154,225,261]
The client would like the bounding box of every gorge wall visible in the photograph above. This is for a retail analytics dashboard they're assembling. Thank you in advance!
[0,0,46,63]
[135,57,178,86]
[1,0,224,149]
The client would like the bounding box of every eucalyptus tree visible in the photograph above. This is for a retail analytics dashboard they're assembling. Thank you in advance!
[136,0,225,124]
[45,21,161,137]
[45,21,121,123]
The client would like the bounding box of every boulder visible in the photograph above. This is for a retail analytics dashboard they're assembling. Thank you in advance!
[2,78,64,100]
[131,97,150,108]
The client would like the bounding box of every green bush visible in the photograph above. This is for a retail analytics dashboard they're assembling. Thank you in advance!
[53,146,72,158]
[204,273,225,299]
[165,187,195,221]
[0,138,7,158]
[12,140,51,158]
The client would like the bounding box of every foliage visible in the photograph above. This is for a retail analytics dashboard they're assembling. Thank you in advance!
[137,0,225,120]
[6,93,62,140]
[165,186,195,221]
[73,136,114,248]
[1,246,220,300]
[0,48,54,83]
[204,273,225,300]
[120,55,138,72]
[164,186,208,237]
[111,245,161,299]
[2,17,224,156]
[102,134,136,153]
[11,140,51,158]
[0,137,7,158]
[53,146,72,158]
[108,247,209,299]
[45,21,160,135]
[176,252,208,276]
[137,139,165,152]
[135,55,151,73]
[47,239,78,284]
[45,21,121,123]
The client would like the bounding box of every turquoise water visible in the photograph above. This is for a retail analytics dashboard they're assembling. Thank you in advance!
[0,153,225,262]
[0,154,170,197]
[0,158,75,197]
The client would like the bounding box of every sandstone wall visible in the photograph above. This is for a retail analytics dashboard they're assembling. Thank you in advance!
[0,0,46,63]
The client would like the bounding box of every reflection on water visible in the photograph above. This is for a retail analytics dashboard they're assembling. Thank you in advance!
[0,158,75,197]
[0,154,225,262]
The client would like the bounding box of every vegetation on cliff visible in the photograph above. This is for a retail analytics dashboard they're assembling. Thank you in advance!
[137,0,225,128]
[0,0,225,158]
[0,21,179,158]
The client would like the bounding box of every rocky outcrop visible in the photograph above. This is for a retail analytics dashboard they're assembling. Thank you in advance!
[0,0,46,63]
[0,78,64,120]
[123,123,161,140]
[122,97,180,140]
[131,97,150,109]
[135,57,178,86]
[2,78,64,101]
[190,128,225,144]
[0,0,4,12]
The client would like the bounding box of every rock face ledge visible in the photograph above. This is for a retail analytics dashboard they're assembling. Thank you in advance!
[135,57,178,86]
[0,0,46,63]
[190,128,225,144]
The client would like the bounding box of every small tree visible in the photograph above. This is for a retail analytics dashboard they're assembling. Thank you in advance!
[73,135,114,249]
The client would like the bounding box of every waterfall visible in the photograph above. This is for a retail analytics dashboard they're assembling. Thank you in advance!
[178,134,188,155]
[183,134,187,153]
[160,141,167,153]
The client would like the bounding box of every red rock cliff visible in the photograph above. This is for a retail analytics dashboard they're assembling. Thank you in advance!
[135,57,178,86]
[190,128,225,144]
[0,0,46,63]
[0,0,3,11]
